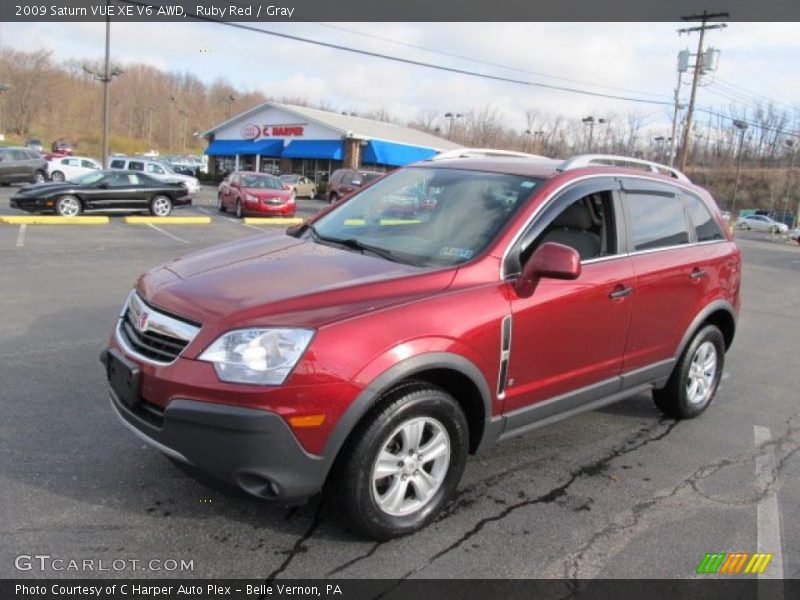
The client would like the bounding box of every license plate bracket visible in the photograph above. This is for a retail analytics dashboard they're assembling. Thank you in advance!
[107,348,141,409]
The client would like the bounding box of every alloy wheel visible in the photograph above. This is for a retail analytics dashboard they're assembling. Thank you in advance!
[151,196,172,217]
[371,416,451,517]
[56,196,81,217]
[686,341,717,405]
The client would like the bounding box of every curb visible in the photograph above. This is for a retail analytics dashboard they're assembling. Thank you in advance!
[124,216,211,224]
[0,215,109,225]
[243,217,304,225]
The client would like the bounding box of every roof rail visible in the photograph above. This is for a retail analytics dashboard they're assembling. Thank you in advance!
[556,154,691,182]
[430,148,548,161]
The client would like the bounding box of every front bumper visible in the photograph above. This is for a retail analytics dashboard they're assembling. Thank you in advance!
[102,350,328,502]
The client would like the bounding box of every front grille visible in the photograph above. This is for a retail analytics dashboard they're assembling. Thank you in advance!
[117,292,200,364]
[121,310,188,362]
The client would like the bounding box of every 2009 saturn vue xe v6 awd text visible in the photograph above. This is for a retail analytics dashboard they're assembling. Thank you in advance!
[101,152,740,540]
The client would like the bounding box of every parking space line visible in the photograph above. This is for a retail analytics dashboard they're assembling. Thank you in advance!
[197,207,210,214]
[146,223,190,244]
[754,425,783,580]
[15,224,26,247]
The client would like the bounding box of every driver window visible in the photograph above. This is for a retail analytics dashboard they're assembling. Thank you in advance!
[522,191,618,265]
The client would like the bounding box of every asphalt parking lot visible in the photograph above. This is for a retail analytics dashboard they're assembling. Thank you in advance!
[1,182,800,580]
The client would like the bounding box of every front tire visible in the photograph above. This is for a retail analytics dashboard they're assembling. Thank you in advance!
[653,324,725,419]
[55,195,82,217]
[150,195,173,217]
[332,384,468,540]
[50,171,65,182]
[217,194,226,212]
[329,193,338,204]
[235,200,243,219]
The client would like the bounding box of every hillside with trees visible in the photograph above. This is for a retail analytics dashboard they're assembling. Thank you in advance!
[1,48,797,217]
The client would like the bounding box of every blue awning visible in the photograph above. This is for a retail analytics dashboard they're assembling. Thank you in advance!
[363,140,437,166]
[281,140,344,160]
[205,139,284,157]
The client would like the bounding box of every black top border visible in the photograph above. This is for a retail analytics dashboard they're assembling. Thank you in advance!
[2,0,799,22]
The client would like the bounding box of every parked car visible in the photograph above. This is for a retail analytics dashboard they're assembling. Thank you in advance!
[11,169,191,217]
[217,171,295,218]
[47,155,101,181]
[26,139,44,153]
[102,152,740,540]
[327,168,382,203]
[0,146,48,185]
[109,157,200,194]
[51,139,74,155]
[790,227,800,244]
[279,174,318,199]
[735,214,788,233]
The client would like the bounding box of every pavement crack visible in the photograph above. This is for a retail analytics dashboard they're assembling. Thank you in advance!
[393,417,678,582]
[562,411,800,578]
[325,541,382,576]
[259,502,324,590]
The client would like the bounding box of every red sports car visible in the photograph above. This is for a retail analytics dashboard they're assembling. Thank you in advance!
[217,171,295,218]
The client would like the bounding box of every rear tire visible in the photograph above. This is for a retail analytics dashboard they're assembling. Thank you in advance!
[33,171,46,184]
[332,383,468,540]
[51,171,65,182]
[329,193,338,204]
[653,324,725,419]
[150,195,173,217]
[235,200,243,219]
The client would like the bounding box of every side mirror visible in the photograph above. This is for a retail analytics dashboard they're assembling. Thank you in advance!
[351,179,362,186]
[514,242,581,298]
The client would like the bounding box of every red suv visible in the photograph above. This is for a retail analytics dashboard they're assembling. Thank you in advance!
[103,152,740,540]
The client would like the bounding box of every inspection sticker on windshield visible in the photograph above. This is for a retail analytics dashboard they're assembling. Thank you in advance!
[440,247,475,259]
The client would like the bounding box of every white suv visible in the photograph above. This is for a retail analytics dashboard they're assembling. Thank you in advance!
[109,157,200,194]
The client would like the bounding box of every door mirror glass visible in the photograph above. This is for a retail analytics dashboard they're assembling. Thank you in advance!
[514,242,581,298]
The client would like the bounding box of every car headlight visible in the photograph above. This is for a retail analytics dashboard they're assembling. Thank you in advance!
[198,328,314,385]
[245,193,257,202]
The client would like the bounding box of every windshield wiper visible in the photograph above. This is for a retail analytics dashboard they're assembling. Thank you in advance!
[307,226,400,263]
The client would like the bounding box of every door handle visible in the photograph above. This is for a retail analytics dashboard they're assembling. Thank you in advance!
[609,285,634,300]
[689,268,707,280]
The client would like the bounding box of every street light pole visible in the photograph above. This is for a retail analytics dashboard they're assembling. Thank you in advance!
[730,119,748,219]
[783,139,796,224]
[582,116,606,152]
[0,83,10,136]
[101,2,111,167]
[444,112,462,141]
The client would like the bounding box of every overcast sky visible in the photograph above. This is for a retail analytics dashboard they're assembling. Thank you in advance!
[3,21,799,134]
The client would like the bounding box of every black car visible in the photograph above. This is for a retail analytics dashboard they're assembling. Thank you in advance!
[10,170,192,217]
[0,146,48,185]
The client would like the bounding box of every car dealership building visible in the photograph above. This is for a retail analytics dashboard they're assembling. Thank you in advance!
[201,102,460,184]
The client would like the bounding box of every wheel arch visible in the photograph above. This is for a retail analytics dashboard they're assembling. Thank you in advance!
[675,300,737,360]
[321,352,497,479]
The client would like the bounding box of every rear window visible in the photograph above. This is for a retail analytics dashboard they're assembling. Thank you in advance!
[624,192,690,251]
[682,194,724,242]
[110,159,126,169]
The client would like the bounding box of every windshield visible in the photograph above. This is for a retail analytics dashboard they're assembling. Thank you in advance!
[157,162,177,174]
[242,175,283,190]
[72,171,106,185]
[280,175,299,183]
[310,167,542,267]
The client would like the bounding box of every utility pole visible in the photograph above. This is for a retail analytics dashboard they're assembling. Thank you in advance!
[677,10,728,171]
[668,52,687,166]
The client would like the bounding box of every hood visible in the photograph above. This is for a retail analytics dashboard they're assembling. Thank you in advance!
[15,181,75,195]
[242,186,290,199]
[137,233,456,329]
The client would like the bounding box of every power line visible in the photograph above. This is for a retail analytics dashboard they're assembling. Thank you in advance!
[310,22,674,101]
[118,0,674,107]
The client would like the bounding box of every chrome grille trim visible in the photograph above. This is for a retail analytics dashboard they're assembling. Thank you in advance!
[116,291,200,366]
